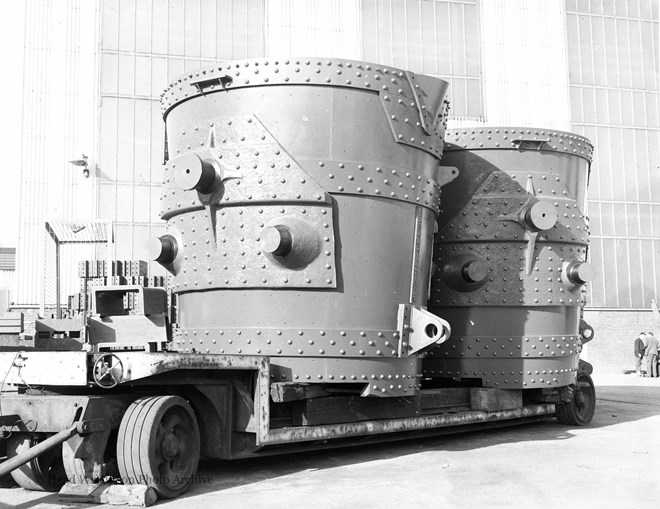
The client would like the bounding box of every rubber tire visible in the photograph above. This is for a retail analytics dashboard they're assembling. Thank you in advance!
[117,396,200,499]
[5,433,67,491]
[556,373,596,426]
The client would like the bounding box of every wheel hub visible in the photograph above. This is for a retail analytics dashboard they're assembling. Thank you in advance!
[161,430,179,461]
[117,395,201,499]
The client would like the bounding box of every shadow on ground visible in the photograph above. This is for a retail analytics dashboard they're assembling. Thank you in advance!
[172,382,660,502]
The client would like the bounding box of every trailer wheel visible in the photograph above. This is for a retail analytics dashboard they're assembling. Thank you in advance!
[6,433,67,491]
[117,396,200,499]
[556,373,596,426]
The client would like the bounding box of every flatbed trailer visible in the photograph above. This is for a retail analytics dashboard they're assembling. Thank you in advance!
[0,57,596,503]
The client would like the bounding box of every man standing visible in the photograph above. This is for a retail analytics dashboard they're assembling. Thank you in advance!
[634,332,646,376]
[645,332,659,378]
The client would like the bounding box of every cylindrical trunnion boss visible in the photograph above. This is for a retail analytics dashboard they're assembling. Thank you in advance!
[155,58,456,396]
[425,128,594,389]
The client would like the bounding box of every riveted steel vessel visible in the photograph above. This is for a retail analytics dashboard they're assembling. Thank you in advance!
[425,127,594,389]
[156,58,456,396]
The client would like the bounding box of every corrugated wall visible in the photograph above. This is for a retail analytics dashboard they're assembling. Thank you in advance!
[0,6,25,252]
[97,0,265,273]
[0,272,16,297]
[565,0,660,309]
[481,0,570,129]
[361,0,483,122]
[263,0,485,125]
[265,0,362,58]
[16,0,99,305]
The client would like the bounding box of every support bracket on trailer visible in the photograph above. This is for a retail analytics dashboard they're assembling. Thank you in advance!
[397,304,451,356]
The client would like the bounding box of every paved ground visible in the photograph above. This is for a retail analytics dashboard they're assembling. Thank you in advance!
[1,374,659,509]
